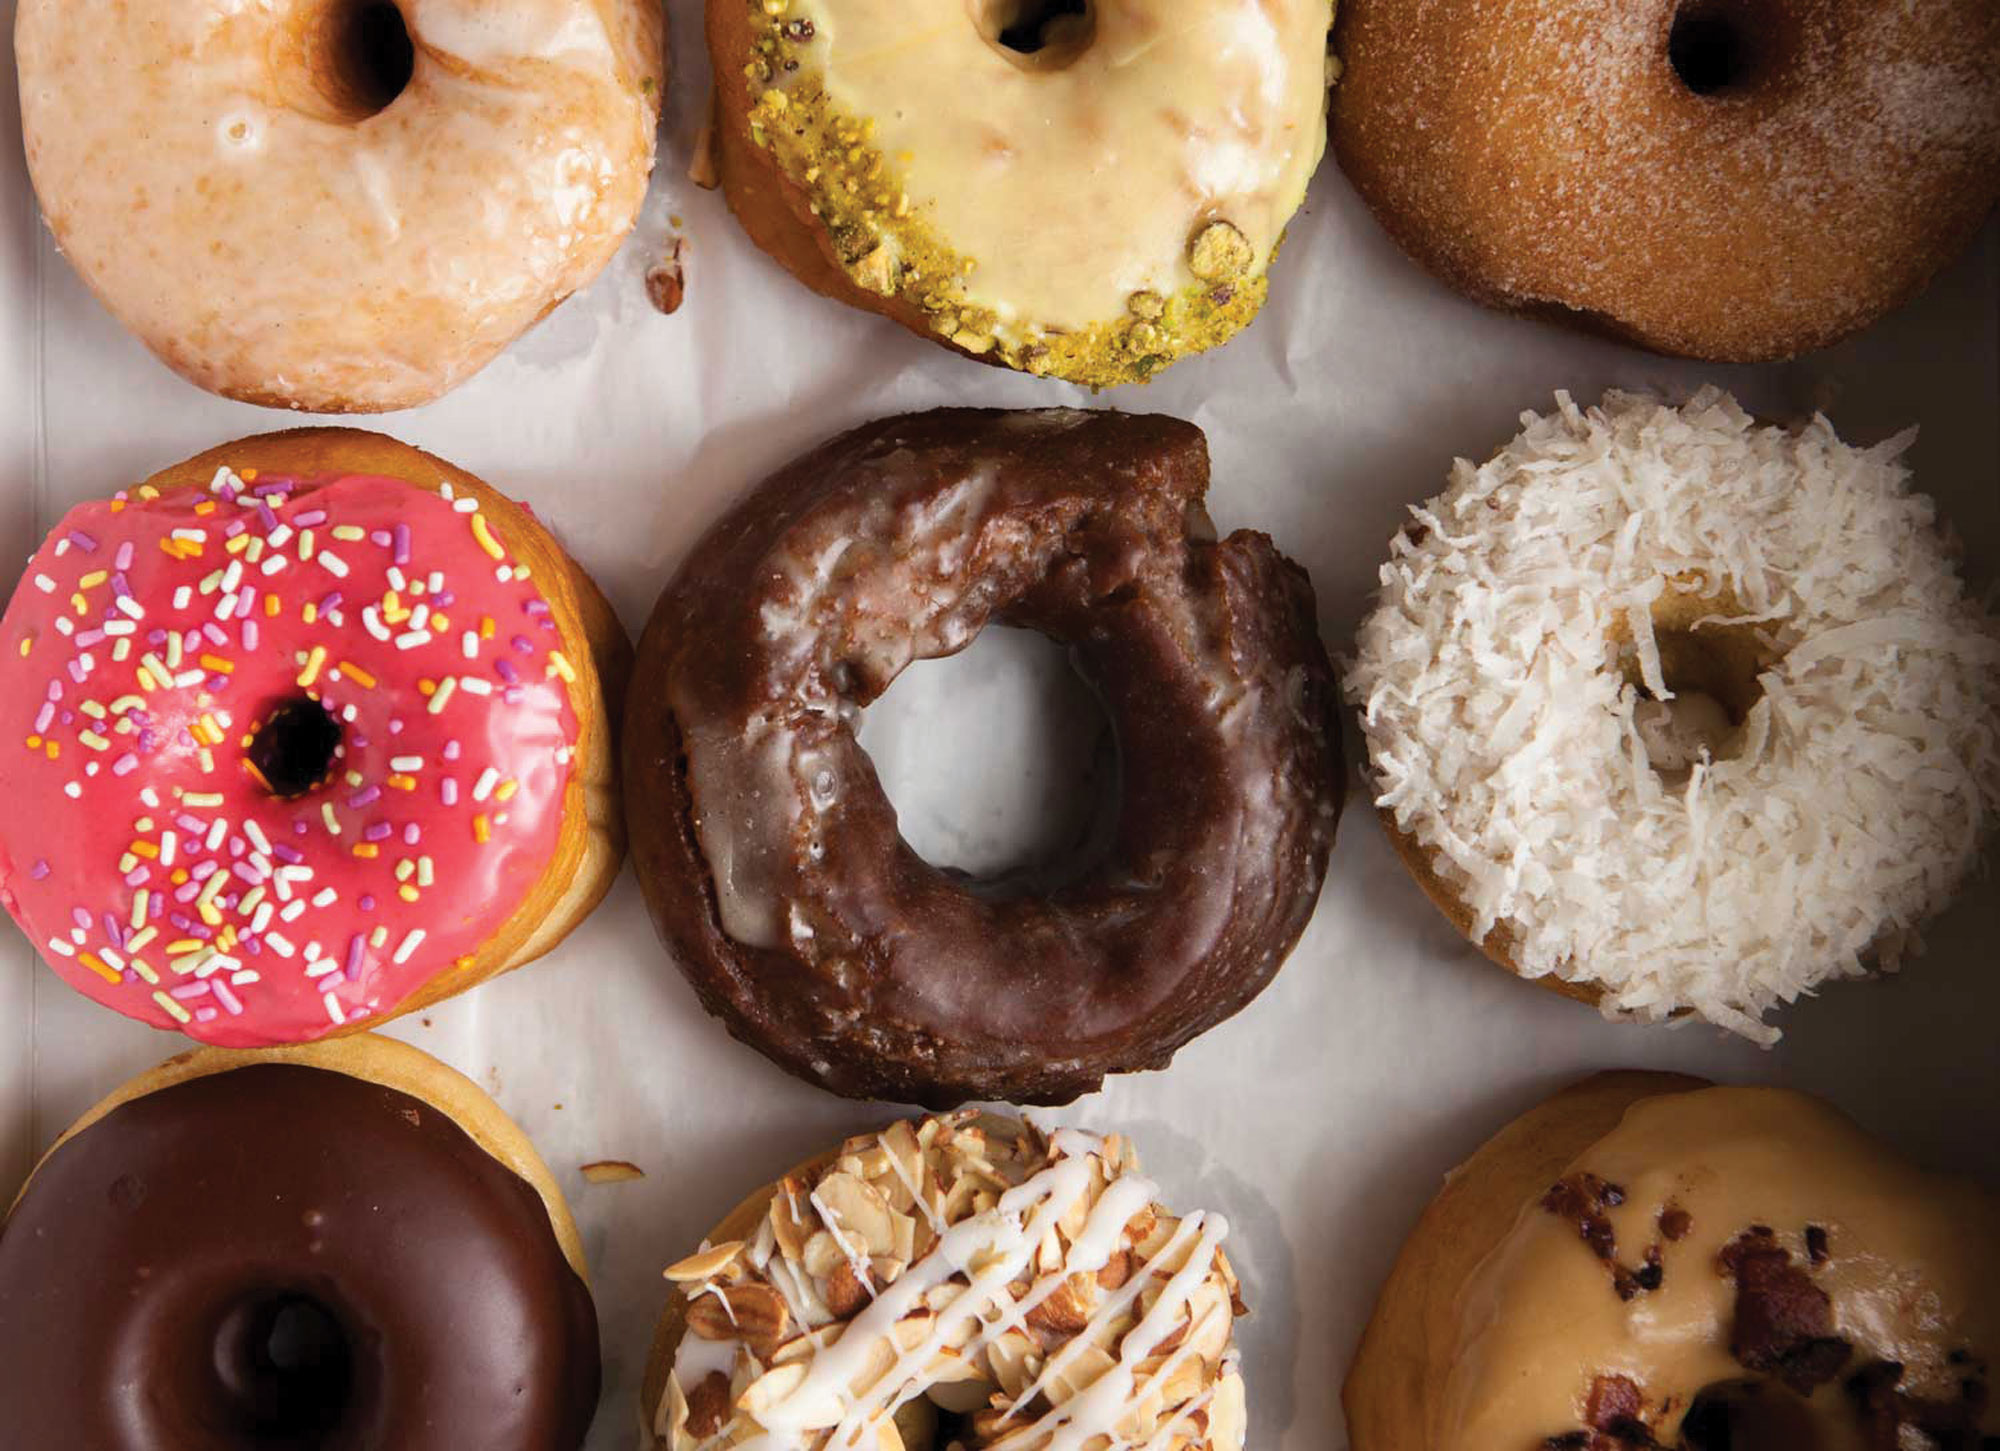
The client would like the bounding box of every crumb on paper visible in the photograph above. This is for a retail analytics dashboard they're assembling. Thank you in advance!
[647,238,687,315]
[582,1159,646,1184]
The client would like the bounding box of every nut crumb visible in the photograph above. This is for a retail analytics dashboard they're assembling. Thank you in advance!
[646,239,687,315]
[581,1159,646,1184]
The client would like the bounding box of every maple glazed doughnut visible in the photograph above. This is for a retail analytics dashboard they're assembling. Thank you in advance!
[14,0,664,411]
[1346,390,2000,1040]
[1345,1072,2000,1449]
[624,408,1342,1107]
[1330,0,2000,360]
[0,1033,601,1450]
[705,1,1335,385]
[643,1110,1249,1451]
[0,428,628,1045]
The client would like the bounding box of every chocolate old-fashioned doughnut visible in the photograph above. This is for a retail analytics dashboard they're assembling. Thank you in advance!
[624,408,1343,1107]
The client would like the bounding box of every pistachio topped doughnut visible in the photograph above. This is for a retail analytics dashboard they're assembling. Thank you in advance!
[707,0,1335,385]
[15,0,664,411]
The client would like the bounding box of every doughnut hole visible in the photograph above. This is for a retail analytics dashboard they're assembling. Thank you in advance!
[248,697,345,798]
[856,626,1119,896]
[1617,596,1773,779]
[973,0,1097,70]
[209,1291,358,1438]
[276,0,417,124]
[1666,0,1778,97]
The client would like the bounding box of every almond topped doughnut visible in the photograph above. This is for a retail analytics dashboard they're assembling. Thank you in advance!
[624,409,1342,1107]
[643,1110,1249,1451]
[15,0,664,411]
[1345,1072,2000,1449]
[1331,0,2000,360]
[707,1,1334,385]
[0,429,627,1045]
[1347,389,2000,1040]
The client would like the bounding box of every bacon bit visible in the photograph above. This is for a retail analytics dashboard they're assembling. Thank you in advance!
[1658,1204,1693,1241]
[1719,1227,1852,1394]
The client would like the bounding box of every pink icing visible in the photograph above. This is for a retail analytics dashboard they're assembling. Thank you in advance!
[0,467,579,1046]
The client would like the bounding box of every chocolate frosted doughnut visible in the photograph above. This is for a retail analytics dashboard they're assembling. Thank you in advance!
[0,1037,600,1449]
[625,408,1342,1106]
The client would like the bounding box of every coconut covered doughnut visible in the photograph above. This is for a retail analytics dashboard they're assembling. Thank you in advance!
[0,1033,601,1449]
[643,1110,1248,1451]
[1330,0,2000,361]
[706,0,1334,386]
[0,428,628,1045]
[14,0,664,411]
[1344,1072,2000,1449]
[623,408,1343,1107]
[1346,389,2000,1040]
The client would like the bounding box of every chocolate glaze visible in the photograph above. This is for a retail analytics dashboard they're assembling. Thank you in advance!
[0,1064,600,1449]
[624,408,1343,1106]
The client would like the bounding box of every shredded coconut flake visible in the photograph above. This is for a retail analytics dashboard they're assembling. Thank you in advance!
[1346,388,2000,1042]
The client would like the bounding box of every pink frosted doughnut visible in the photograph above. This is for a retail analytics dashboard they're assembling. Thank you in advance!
[0,429,626,1045]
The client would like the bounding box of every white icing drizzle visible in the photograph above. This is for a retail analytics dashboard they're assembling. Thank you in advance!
[664,1122,1242,1450]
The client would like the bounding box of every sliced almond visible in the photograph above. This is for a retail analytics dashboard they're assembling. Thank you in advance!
[770,1176,817,1263]
[1026,1274,1098,1336]
[1207,1369,1248,1451]
[1043,1344,1117,1405]
[803,1230,849,1281]
[1097,1251,1133,1291]
[986,1330,1041,1402]
[581,1159,646,1184]
[736,1360,807,1420]
[816,1171,898,1257]
[665,1240,746,1283]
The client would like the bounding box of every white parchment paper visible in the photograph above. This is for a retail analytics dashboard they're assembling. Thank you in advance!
[2,6,1996,1446]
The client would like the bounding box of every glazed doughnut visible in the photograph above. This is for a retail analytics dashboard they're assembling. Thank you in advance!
[1344,1071,2000,1448]
[14,0,664,411]
[0,1033,601,1449]
[705,0,1334,385]
[642,1110,1248,1451]
[0,428,628,1045]
[624,408,1342,1107]
[1330,0,2000,360]
[1346,389,2000,1039]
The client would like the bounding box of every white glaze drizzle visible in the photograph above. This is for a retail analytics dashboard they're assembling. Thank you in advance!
[667,1125,1238,1450]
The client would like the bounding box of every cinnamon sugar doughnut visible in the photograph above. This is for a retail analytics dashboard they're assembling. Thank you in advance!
[15,0,664,411]
[1345,1072,2000,1448]
[1346,390,2000,1040]
[1330,0,2000,360]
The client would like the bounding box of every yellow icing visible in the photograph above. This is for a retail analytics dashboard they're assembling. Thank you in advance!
[737,0,1334,385]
